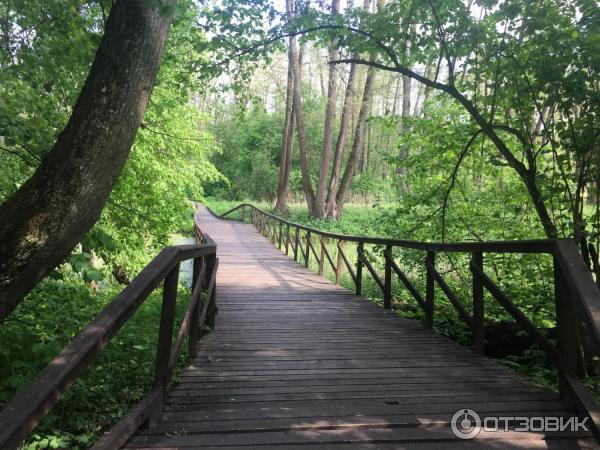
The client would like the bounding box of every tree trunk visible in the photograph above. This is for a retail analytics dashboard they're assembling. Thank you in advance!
[274,39,296,215]
[287,0,315,212]
[362,105,372,173]
[326,61,358,218]
[335,64,377,218]
[313,0,340,218]
[414,56,434,116]
[0,0,174,322]
[396,73,411,192]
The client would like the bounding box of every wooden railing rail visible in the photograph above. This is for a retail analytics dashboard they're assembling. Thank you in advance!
[0,220,217,450]
[215,203,600,442]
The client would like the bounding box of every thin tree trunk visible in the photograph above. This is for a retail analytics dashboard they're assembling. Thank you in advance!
[0,0,173,322]
[326,62,358,217]
[317,49,327,98]
[421,56,441,118]
[287,0,315,212]
[396,73,411,191]
[314,0,340,217]
[335,64,377,218]
[362,96,374,174]
[392,74,401,116]
[414,56,434,116]
[274,40,295,214]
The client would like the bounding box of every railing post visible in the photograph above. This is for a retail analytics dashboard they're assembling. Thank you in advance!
[425,251,435,330]
[188,257,203,359]
[278,222,283,249]
[154,264,179,389]
[294,227,299,261]
[205,253,217,330]
[554,255,578,408]
[319,237,326,275]
[305,232,311,268]
[285,224,290,255]
[241,206,246,222]
[335,241,345,285]
[356,241,364,295]
[471,251,484,354]
[384,245,392,310]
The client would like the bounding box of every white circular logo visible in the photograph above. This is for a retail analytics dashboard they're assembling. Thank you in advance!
[451,408,482,439]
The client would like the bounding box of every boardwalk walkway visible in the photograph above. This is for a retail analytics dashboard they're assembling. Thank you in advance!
[125,206,595,449]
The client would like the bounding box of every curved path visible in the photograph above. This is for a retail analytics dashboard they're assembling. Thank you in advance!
[124,206,595,449]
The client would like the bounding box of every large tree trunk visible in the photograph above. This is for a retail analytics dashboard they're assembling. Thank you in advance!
[274,40,296,215]
[335,64,377,218]
[0,0,174,322]
[287,0,315,212]
[313,0,340,218]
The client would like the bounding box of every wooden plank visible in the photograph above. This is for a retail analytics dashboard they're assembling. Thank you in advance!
[124,426,592,448]
[160,399,568,423]
[148,410,579,434]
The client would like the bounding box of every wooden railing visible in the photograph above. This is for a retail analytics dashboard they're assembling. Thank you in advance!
[0,218,217,450]
[217,203,600,442]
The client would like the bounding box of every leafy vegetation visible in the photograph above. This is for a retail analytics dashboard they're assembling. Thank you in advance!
[0,1,219,447]
[0,275,191,448]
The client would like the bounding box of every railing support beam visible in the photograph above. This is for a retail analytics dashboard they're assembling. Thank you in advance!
[384,245,392,310]
[425,251,435,330]
[356,242,364,295]
[188,257,203,359]
[471,251,484,354]
[155,264,179,389]
[555,255,579,408]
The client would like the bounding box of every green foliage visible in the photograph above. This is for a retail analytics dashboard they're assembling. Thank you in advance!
[0,0,104,198]
[208,103,282,200]
[0,1,221,447]
[0,274,190,448]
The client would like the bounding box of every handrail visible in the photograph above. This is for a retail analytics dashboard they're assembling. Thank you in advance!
[219,202,600,442]
[0,215,218,450]
[217,203,557,253]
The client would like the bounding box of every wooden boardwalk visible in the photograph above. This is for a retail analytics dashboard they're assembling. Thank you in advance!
[124,206,596,449]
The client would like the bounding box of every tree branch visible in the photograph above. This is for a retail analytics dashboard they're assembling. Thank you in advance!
[441,129,483,241]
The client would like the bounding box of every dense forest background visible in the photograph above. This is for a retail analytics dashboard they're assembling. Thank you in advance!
[0,0,599,447]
